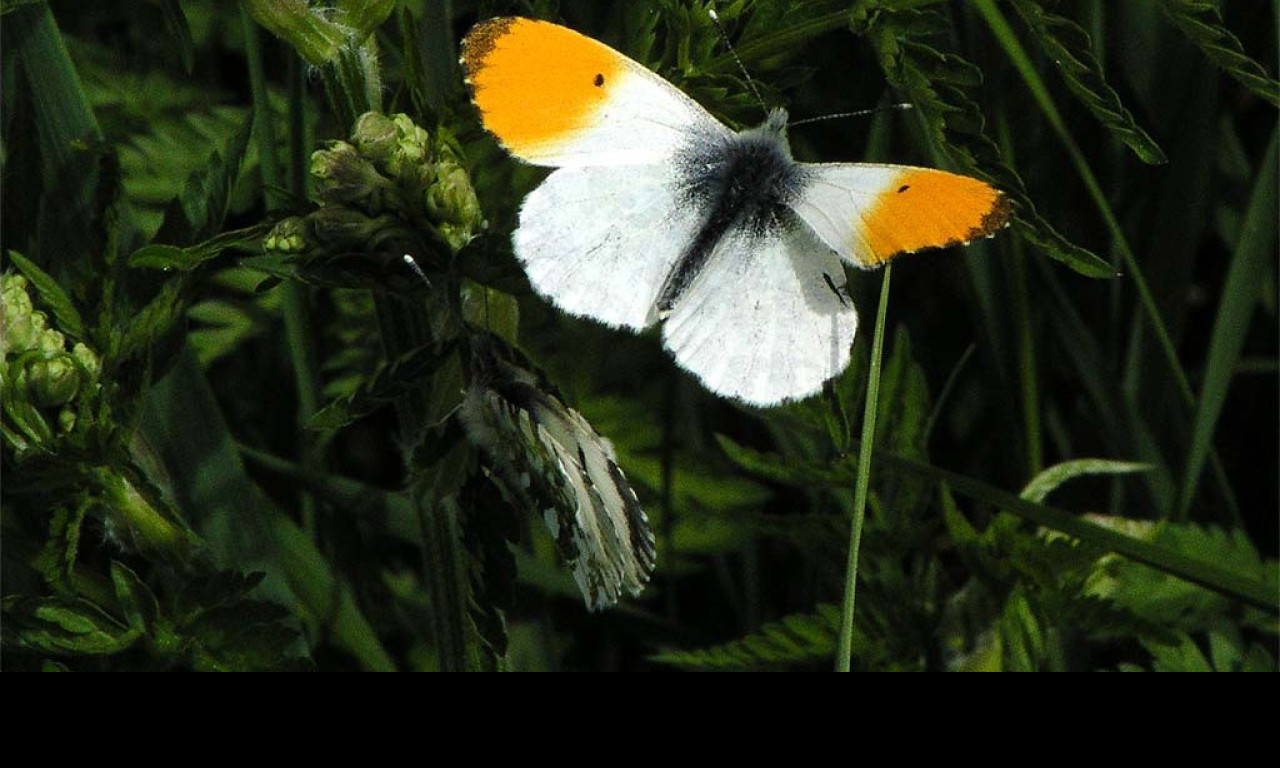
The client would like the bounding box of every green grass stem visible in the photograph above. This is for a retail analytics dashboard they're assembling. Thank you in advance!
[837,264,892,672]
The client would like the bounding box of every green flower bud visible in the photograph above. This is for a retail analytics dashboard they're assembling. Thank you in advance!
[29,354,81,407]
[2,273,33,317]
[385,113,434,182]
[264,217,313,254]
[352,112,400,168]
[311,141,395,212]
[58,407,76,433]
[1,274,34,357]
[426,160,484,252]
[3,298,46,354]
[310,207,398,249]
[37,327,66,356]
[71,342,100,381]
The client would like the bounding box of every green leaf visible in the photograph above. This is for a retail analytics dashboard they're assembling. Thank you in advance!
[109,561,160,634]
[5,249,84,339]
[128,223,270,271]
[141,349,395,671]
[153,106,255,246]
[1156,0,1280,107]
[715,433,844,487]
[2,596,140,656]
[1083,521,1276,632]
[309,341,458,430]
[1009,0,1166,163]
[652,604,842,670]
[1142,632,1214,672]
[1020,458,1152,504]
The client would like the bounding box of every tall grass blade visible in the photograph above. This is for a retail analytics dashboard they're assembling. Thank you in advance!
[1177,127,1279,518]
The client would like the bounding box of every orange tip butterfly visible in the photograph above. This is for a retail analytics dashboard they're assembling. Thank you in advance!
[461,17,1012,406]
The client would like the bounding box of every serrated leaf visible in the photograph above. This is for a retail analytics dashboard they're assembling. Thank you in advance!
[1083,522,1275,633]
[652,604,842,670]
[1011,0,1166,164]
[714,434,845,487]
[6,249,85,339]
[109,561,159,634]
[153,106,255,246]
[1156,0,1280,107]
[309,341,458,430]
[2,596,140,656]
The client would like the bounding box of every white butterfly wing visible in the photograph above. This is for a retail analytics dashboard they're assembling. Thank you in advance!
[462,17,730,167]
[790,163,1012,267]
[661,219,858,406]
[514,163,708,330]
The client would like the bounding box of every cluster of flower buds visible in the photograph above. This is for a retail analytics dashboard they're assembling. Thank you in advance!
[1,271,101,450]
[264,112,484,264]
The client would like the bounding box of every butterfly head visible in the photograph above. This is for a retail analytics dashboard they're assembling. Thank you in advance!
[762,108,790,137]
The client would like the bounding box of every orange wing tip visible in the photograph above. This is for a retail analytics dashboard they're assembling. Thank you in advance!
[862,170,1013,265]
[460,17,625,158]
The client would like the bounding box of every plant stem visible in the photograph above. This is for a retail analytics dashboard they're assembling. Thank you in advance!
[836,264,892,672]
[243,9,322,536]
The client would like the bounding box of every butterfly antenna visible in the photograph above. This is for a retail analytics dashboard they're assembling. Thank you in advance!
[789,103,913,128]
[402,253,433,288]
[708,7,767,112]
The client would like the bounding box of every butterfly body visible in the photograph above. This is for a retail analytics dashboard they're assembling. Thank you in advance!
[462,17,1011,406]
[659,108,803,315]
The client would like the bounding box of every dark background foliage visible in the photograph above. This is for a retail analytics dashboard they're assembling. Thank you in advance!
[1,0,1276,671]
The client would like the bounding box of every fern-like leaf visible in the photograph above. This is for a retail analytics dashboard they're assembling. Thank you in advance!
[1010,0,1166,164]
[1156,0,1280,107]
[652,604,842,670]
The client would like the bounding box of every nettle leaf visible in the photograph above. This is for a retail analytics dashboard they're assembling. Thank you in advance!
[1010,0,1166,164]
[857,7,1115,277]
[1,595,140,656]
[5,249,85,340]
[1156,0,1280,107]
[652,604,843,671]
[1084,521,1276,633]
[309,340,458,430]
